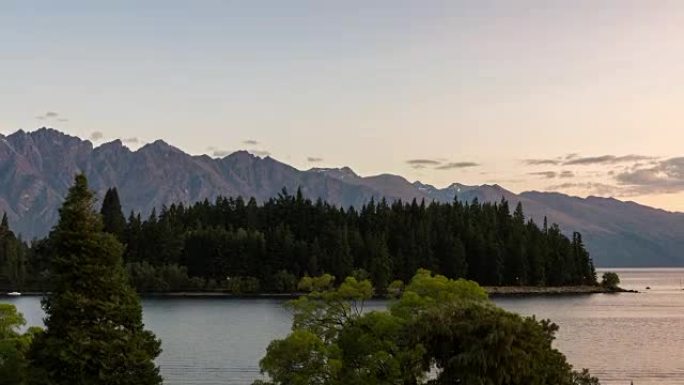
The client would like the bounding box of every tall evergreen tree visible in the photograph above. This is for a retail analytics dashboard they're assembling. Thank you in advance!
[1,212,8,231]
[27,175,162,385]
[100,187,127,241]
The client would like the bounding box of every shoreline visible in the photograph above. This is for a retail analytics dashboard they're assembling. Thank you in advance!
[484,285,637,296]
[1,286,637,299]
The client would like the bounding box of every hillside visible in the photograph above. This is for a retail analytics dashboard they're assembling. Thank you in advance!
[1,128,682,266]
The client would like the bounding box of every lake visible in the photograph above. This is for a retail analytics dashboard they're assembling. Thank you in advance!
[3,268,684,385]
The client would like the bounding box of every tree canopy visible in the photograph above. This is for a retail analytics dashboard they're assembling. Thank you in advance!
[26,174,162,385]
[255,269,600,385]
[118,191,596,292]
[2,188,598,293]
[0,304,40,385]
[0,214,30,291]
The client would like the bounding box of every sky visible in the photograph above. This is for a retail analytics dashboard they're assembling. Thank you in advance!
[2,1,684,210]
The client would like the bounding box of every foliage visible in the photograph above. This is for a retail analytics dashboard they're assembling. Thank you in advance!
[386,279,404,298]
[256,275,425,385]
[255,270,600,385]
[118,192,596,291]
[601,272,620,289]
[3,189,597,293]
[226,276,261,294]
[0,304,40,385]
[26,174,162,385]
[0,214,31,291]
[100,187,127,242]
[272,270,298,293]
[297,274,335,293]
[126,261,203,292]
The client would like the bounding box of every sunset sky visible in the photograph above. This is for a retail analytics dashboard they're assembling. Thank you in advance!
[2,1,684,210]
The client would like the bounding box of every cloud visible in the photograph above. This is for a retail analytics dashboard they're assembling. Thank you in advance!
[57,118,69,122]
[564,154,654,166]
[527,170,574,179]
[435,162,479,170]
[406,159,442,168]
[613,157,684,194]
[89,131,104,141]
[243,139,259,146]
[123,137,139,144]
[213,149,232,157]
[529,171,557,179]
[307,157,323,163]
[524,154,655,168]
[35,111,64,120]
[523,159,560,166]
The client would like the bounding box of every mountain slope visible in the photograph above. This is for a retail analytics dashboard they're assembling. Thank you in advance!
[1,128,683,267]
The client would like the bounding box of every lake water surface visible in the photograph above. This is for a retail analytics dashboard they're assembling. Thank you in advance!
[3,268,684,385]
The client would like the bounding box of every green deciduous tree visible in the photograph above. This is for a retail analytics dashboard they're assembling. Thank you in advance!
[255,275,425,385]
[27,174,162,385]
[0,304,40,385]
[601,272,620,290]
[255,270,600,385]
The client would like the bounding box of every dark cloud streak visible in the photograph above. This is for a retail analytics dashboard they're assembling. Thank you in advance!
[435,162,479,170]
[523,159,560,166]
[529,171,557,179]
[407,159,441,166]
[564,154,653,166]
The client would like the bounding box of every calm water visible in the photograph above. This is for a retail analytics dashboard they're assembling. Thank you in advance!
[3,268,684,385]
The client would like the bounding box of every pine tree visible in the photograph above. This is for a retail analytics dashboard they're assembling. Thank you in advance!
[27,175,162,385]
[1,212,8,231]
[100,187,127,241]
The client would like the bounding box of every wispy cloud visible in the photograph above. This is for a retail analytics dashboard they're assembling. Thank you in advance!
[90,131,104,141]
[243,139,259,146]
[559,170,575,178]
[435,162,479,170]
[35,111,67,121]
[406,159,441,168]
[523,159,561,166]
[524,154,655,167]
[529,171,557,179]
[614,157,684,194]
[307,157,323,163]
[564,154,654,166]
[123,137,139,144]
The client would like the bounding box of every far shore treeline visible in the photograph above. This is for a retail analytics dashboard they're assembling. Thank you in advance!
[0,187,596,292]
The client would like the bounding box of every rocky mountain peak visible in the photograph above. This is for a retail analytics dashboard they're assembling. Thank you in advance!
[1,128,683,266]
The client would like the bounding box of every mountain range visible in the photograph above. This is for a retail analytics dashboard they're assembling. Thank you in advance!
[1,128,683,267]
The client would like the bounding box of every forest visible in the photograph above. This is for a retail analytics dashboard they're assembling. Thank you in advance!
[0,187,597,292]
